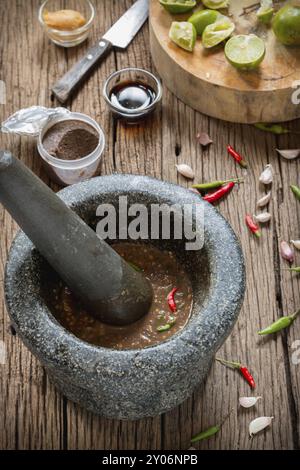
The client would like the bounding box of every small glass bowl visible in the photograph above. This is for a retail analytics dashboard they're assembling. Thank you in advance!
[103,68,163,123]
[37,112,105,186]
[38,0,95,48]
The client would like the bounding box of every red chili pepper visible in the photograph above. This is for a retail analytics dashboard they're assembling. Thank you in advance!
[167,287,178,313]
[245,214,261,238]
[203,182,235,204]
[216,358,256,389]
[227,145,248,168]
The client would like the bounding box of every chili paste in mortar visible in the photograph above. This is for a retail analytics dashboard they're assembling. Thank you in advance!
[48,243,193,350]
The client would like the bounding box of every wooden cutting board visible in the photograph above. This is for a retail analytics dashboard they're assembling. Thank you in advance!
[149,0,300,123]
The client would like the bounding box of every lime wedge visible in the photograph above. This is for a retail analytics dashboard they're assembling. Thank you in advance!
[257,0,274,24]
[202,18,235,48]
[202,0,229,9]
[188,9,220,36]
[159,0,196,14]
[225,34,266,70]
[169,21,197,51]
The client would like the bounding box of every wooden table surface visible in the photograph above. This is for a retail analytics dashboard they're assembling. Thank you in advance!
[0,0,300,451]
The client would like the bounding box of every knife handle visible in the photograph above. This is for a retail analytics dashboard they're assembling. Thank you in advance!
[52,38,112,103]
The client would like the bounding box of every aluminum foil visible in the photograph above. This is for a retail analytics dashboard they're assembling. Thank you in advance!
[1,106,71,137]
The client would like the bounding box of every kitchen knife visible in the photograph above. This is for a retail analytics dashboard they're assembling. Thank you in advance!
[52,0,149,103]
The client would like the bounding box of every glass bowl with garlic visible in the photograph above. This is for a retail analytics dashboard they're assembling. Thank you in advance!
[39,0,95,47]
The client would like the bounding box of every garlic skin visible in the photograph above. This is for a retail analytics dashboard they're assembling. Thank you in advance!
[254,213,272,224]
[291,240,300,251]
[189,187,200,194]
[257,191,271,208]
[249,417,274,437]
[239,397,262,409]
[197,132,213,147]
[176,164,195,180]
[259,164,273,185]
[280,241,294,263]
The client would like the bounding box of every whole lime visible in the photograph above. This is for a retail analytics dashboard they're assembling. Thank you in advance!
[272,5,300,46]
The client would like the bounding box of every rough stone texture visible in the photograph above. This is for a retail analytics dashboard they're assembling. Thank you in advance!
[4,175,245,420]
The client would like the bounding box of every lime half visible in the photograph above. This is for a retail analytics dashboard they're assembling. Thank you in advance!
[159,0,196,14]
[225,34,266,70]
[188,9,220,35]
[202,18,235,48]
[257,0,274,24]
[169,21,197,51]
[202,0,229,9]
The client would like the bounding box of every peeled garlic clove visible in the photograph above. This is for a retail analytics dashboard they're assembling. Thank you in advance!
[280,241,294,263]
[254,212,271,223]
[291,240,300,251]
[276,149,300,160]
[249,417,274,437]
[176,164,195,180]
[259,164,273,185]
[239,397,262,409]
[257,191,271,208]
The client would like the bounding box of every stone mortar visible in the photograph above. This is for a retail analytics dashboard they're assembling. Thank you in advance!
[4,175,245,420]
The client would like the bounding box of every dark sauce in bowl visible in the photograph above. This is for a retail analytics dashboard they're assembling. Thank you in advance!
[110,81,157,112]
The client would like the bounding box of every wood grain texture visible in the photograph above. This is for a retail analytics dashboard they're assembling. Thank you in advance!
[0,0,300,450]
[150,0,300,123]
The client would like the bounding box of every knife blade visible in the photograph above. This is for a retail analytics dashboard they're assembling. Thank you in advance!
[52,0,149,103]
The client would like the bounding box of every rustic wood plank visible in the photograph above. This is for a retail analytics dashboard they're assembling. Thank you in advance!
[0,0,63,450]
[161,114,296,449]
[273,121,300,449]
[62,0,161,451]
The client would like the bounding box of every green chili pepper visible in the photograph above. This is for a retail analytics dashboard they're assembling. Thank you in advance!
[191,408,234,443]
[291,185,300,201]
[191,425,220,443]
[192,178,243,191]
[157,324,172,332]
[254,123,290,135]
[258,309,300,335]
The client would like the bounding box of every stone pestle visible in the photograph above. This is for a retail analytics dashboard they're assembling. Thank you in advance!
[0,150,153,326]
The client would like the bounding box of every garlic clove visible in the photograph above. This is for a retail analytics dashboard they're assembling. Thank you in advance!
[239,397,262,409]
[254,212,272,224]
[291,240,300,251]
[276,149,300,160]
[259,164,273,185]
[249,417,274,437]
[280,241,294,263]
[257,191,271,208]
[176,164,195,180]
